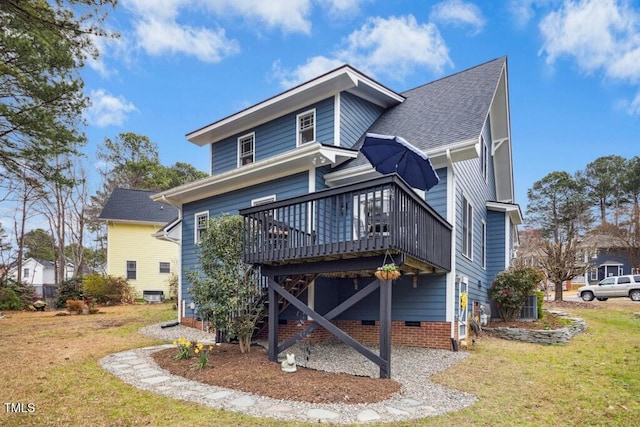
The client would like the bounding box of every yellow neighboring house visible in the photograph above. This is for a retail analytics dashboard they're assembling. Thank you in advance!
[99,188,180,301]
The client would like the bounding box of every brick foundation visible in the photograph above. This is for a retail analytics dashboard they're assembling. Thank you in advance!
[257,319,454,350]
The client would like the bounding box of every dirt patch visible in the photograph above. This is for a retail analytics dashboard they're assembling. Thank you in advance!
[152,343,401,404]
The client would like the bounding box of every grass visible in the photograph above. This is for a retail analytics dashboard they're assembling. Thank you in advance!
[0,300,638,426]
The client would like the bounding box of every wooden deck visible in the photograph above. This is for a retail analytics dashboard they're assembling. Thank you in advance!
[239,174,452,275]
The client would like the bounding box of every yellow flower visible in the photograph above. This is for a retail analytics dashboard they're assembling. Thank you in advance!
[196,343,204,351]
[172,340,177,346]
[194,349,199,354]
[186,341,192,348]
[208,345,214,351]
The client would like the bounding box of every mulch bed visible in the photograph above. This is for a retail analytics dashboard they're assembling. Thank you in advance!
[152,343,401,404]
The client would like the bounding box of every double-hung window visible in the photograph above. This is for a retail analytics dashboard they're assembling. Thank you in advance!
[297,109,315,146]
[126,261,137,280]
[238,132,255,167]
[462,197,473,259]
[159,262,171,274]
[195,211,209,244]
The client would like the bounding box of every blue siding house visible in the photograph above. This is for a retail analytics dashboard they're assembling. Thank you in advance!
[153,58,521,377]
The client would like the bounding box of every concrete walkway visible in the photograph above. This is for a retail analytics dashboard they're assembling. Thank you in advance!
[100,344,475,424]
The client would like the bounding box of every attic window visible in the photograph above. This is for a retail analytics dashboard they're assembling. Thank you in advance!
[238,132,254,167]
[297,109,315,146]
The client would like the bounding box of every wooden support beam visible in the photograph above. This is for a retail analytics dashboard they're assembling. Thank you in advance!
[277,277,380,354]
[262,255,396,277]
[269,278,387,370]
[379,278,392,378]
[267,282,278,362]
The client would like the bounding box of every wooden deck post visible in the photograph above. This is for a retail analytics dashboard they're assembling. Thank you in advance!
[379,278,392,379]
[267,282,277,362]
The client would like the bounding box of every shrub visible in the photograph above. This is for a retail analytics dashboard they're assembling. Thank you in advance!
[534,290,545,319]
[81,274,134,305]
[489,265,545,322]
[66,299,85,314]
[0,287,23,310]
[55,278,83,309]
[0,279,36,310]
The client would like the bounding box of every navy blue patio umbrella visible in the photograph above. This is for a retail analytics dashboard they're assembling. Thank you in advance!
[360,133,440,191]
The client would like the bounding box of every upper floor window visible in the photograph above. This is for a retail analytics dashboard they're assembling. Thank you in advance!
[462,196,473,259]
[126,261,137,280]
[297,109,315,146]
[238,133,255,167]
[23,268,29,278]
[159,262,171,274]
[195,211,209,244]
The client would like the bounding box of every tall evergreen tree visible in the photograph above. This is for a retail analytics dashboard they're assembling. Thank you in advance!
[0,0,117,181]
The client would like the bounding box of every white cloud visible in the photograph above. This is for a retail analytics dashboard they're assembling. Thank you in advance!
[337,15,452,80]
[539,0,640,81]
[273,15,452,87]
[322,0,366,17]
[430,0,486,35]
[122,0,240,62]
[205,0,313,34]
[508,0,555,28]
[272,57,345,88]
[621,91,640,115]
[86,89,137,127]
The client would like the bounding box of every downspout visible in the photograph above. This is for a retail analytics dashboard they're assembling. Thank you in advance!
[162,195,183,323]
[446,149,457,345]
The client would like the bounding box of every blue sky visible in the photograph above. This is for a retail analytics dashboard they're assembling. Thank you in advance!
[81,0,640,214]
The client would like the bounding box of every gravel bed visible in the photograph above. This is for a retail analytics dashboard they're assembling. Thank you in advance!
[134,321,477,422]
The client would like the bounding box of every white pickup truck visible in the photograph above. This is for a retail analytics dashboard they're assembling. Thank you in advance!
[577,275,640,302]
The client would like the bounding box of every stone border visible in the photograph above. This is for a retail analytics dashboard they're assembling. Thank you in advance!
[483,310,586,344]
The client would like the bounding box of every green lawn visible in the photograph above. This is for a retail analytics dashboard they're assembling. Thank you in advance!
[0,300,638,426]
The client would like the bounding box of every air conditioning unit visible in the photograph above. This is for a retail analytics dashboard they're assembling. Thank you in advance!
[143,290,164,303]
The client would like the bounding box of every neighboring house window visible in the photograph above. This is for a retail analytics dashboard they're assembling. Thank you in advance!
[633,268,640,275]
[480,135,488,180]
[618,266,624,276]
[297,109,315,146]
[481,221,486,269]
[462,196,473,259]
[238,132,255,167]
[23,268,29,278]
[195,211,209,244]
[126,261,136,280]
[590,270,597,281]
[159,262,171,274]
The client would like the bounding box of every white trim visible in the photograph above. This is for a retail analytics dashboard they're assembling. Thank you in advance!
[237,132,255,168]
[486,201,523,225]
[194,211,209,244]
[462,195,473,261]
[186,65,404,146]
[481,220,487,270]
[251,195,276,206]
[152,143,358,206]
[296,108,316,146]
[446,162,456,326]
[504,214,510,267]
[334,94,341,146]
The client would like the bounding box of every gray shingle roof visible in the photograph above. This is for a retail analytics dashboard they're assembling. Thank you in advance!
[338,57,506,169]
[99,188,178,223]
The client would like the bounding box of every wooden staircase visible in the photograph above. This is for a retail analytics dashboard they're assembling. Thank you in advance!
[252,273,318,339]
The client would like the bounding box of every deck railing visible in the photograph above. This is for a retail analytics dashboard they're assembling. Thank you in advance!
[239,174,452,272]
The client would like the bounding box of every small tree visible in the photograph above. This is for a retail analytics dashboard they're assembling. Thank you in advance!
[489,265,545,322]
[187,214,263,353]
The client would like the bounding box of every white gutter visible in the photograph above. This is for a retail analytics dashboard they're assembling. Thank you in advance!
[161,195,183,323]
[445,148,457,343]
